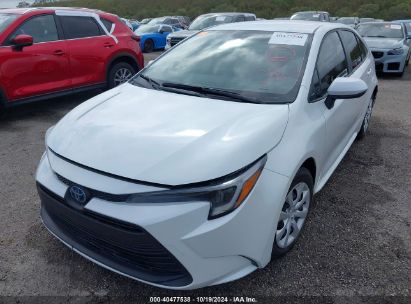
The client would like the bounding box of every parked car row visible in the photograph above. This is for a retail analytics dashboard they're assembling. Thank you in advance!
[262,11,411,77]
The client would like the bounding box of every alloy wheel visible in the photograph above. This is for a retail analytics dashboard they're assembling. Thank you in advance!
[275,182,310,249]
[113,68,133,86]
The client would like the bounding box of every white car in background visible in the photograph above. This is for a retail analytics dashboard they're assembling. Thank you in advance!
[37,21,378,290]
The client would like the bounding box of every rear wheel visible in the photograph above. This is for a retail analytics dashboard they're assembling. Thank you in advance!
[272,167,313,257]
[108,62,136,89]
[0,94,6,120]
[143,39,154,53]
[357,95,375,140]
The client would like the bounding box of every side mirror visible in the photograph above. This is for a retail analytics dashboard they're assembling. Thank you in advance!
[12,34,33,50]
[407,33,411,40]
[325,77,368,109]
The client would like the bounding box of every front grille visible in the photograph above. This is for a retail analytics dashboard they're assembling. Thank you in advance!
[170,36,185,46]
[372,51,384,59]
[38,184,192,287]
[56,173,129,202]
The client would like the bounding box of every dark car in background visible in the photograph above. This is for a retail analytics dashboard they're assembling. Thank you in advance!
[290,11,330,22]
[165,12,256,49]
[0,7,144,112]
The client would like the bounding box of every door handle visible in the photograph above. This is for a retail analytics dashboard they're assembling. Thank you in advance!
[53,50,65,56]
[104,42,114,48]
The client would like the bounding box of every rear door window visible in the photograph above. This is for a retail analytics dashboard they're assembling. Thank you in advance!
[339,30,363,70]
[101,18,114,33]
[60,16,103,39]
[311,31,348,100]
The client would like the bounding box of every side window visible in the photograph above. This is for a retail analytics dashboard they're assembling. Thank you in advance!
[162,25,172,33]
[101,18,114,33]
[245,15,255,21]
[357,36,369,60]
[339,30,363,70]
[60,16,102,39]
[236,16,245,22]
[312,31,348,100]
[9,14,58,44]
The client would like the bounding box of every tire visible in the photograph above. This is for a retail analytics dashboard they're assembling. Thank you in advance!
[272,167,313,257]
[107,62,136,89]
[0,93,6,120]
[357,94,375,140]
[143,39,154,53]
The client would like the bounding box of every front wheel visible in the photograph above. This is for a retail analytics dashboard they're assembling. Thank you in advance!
[107,62,136,89]
[357,95,375,140]
[272,167,313,257]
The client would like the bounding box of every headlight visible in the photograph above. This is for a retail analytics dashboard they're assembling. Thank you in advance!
[128,155,267,219]
[388,48,404,55]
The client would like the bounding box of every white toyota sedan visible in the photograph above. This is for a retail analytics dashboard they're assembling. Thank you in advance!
[36,21,378,290]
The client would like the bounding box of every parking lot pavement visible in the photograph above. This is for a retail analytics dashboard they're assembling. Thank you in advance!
[0,52,410,301]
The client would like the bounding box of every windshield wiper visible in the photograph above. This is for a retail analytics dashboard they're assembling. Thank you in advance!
[162,82,261,104]
[138,74,161,89]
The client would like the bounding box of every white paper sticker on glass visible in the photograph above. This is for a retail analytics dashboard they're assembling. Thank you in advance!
[269,32,308,46]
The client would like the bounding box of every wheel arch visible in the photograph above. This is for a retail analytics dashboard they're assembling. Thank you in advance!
[300,157,317,184]
[106,52,141,82]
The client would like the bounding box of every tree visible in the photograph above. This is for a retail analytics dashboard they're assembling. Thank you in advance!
[356,3,380,18]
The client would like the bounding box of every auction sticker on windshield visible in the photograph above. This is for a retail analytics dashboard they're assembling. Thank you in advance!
[269,32,308,46]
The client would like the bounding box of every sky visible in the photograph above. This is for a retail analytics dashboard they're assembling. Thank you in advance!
[0,0,35,8]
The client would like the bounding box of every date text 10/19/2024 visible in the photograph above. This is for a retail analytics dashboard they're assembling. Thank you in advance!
[149,296,258,303]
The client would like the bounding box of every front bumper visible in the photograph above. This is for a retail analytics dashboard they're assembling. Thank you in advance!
[371,48,406,73]
[36,151,289,289]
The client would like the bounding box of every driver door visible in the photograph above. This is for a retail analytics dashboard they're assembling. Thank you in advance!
[0,14,70,101]
[311,31,363,179]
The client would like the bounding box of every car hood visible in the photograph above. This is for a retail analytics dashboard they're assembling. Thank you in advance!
[363,37,404,49]
[47,84,289,186]
[168,29,199,39]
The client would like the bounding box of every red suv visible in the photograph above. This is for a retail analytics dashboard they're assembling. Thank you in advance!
[0,7,144,111]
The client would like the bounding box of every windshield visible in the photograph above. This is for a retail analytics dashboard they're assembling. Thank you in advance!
[291,12,321,21]
[188,15,234,31]
[0,14,17,33]
[338,18,355,24]
[357,23,404,39]
[135,25,160,34]
[132,30,311,104]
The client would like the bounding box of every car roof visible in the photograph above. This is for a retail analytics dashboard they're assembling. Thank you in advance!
[199,12,255,17]
[0,8,38,14]
[209,20,342,34]
[293,11,329,14]
[0,7,106,15]
[359,21,402,26]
